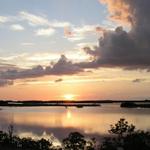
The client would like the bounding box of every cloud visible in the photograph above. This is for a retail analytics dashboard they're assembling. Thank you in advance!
[21,42,35,46]
[45,55,83,75]
[20,11,50,27]
[19,11,71,37]
[0,11,71,39]
[64,27,73,37]
[99,0,132,26]
[35,28,55,37]
[50,20,71,28]
[10,24,24,31]
[65,25,105,41]
[1,0,150,87]
[0,16,8,23]
[0,55,83,81]
[0,65,45,80]
[132,78,146,83]
[0,62,18,72]
[76,0,150,70]
[0,79,13,87]
[55,78,63,83]
[77,42,97,49]
[20,11,71,28]
[73,25,104,34]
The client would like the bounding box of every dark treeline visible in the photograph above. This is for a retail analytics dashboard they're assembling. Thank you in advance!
[0,100,150,108]
[0,100,150,104]
[0,118,150,150]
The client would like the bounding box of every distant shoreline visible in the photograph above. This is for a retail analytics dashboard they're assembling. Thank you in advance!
[0,100,150,108]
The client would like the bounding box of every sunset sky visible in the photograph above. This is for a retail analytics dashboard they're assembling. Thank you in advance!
[0,0,150,100]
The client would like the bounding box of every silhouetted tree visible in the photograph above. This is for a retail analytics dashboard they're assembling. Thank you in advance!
[123,130,150,150]
[51,145,63,150]
[62,132,86,150]
[101,118,150,150]
[8,124,14,140]
[37,138,52,150]
[109,118,135,138]
[86,138,97,150]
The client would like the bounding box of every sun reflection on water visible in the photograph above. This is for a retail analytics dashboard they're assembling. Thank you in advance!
[66,110,72,119]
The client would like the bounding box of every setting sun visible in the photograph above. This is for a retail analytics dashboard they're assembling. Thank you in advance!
[63,94,75,100]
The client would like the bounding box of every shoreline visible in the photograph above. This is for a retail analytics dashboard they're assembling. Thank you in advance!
[0,100,150,108]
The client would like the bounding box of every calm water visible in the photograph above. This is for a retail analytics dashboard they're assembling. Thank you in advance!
[0,104,150,144]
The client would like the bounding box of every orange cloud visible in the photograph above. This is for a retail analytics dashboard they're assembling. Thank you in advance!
[99,0,132,26]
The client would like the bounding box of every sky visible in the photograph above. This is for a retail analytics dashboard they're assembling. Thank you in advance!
[0,0,150,100]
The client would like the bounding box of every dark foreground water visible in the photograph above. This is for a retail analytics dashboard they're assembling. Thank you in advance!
[0,104,150,145]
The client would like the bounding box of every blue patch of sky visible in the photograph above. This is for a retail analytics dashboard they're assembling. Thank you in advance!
[0,0,107,55]
[0,0,106,25]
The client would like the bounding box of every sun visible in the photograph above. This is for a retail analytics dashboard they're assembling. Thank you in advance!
[63,94,75,100]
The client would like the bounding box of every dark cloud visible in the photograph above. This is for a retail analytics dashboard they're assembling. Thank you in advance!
[132,78,146,83]
[0,65,44,80]
[77,0,150,70]
[0,55,83,84]
[0,62,18,71]
[45,55,83,75]
[55,78,63,83]
[0,79,13,87]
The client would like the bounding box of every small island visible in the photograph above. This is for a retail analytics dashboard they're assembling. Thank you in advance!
[121,101,150,108]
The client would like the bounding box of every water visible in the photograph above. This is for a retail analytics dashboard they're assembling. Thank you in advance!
[0,104,150,143]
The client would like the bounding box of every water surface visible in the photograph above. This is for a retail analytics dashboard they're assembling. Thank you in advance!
[0,104,150,143]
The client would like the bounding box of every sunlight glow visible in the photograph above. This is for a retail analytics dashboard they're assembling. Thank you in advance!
[63,94,75,100]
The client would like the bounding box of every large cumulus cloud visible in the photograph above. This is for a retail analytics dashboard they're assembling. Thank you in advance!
[77,0,150,70]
